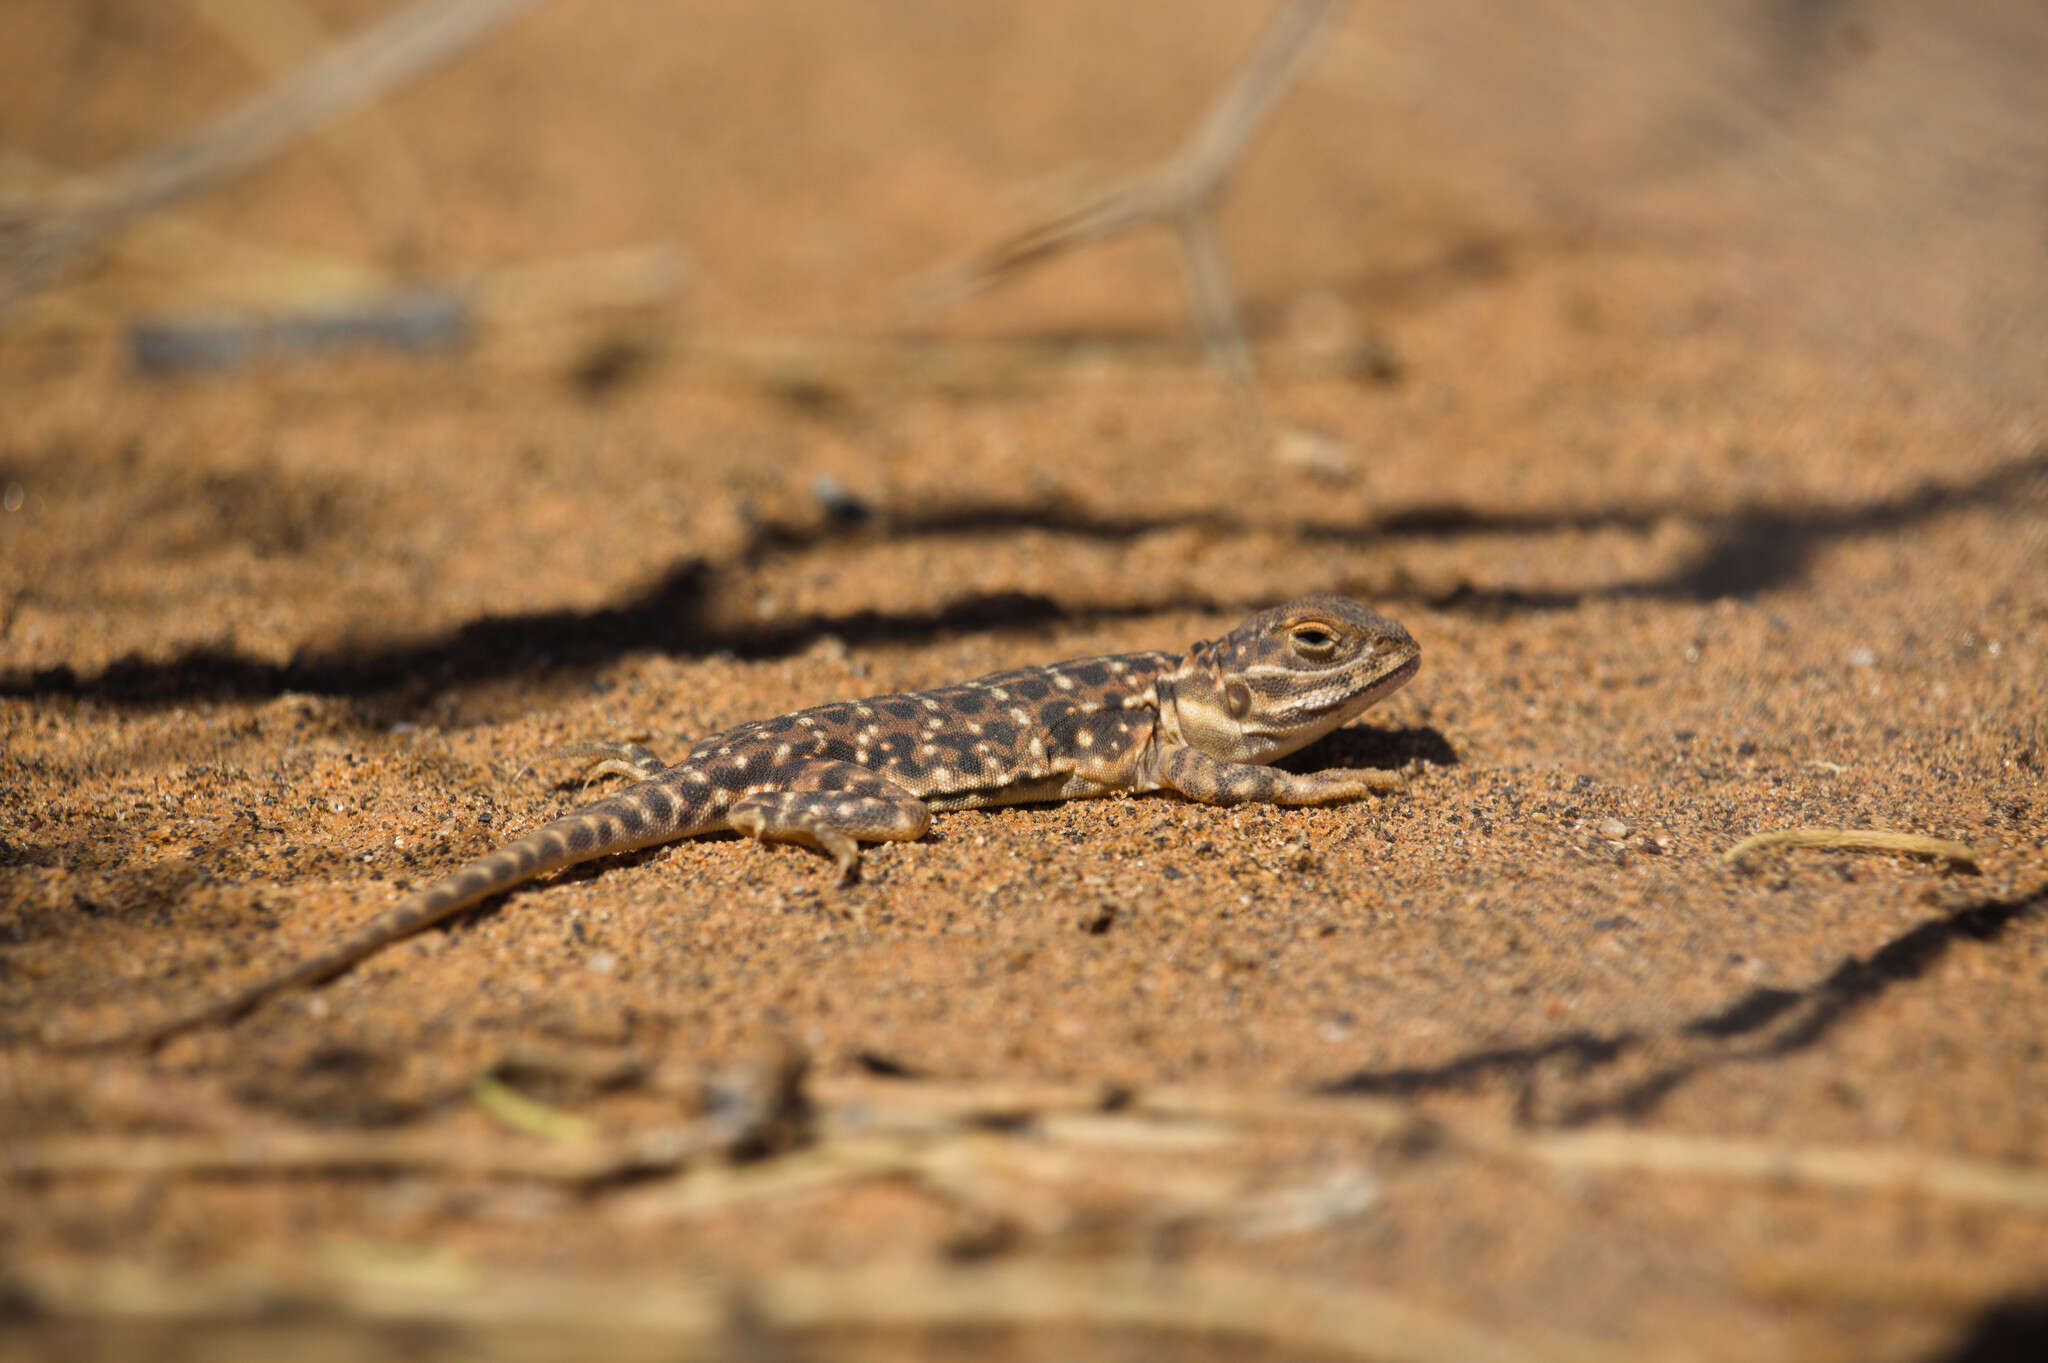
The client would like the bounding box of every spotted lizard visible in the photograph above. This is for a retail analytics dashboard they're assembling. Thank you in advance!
[115,594,1419,1046]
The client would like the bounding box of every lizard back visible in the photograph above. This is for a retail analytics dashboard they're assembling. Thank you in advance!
[679,649,1179,807]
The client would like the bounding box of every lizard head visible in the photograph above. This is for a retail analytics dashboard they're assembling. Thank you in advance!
[1165,594,1420,765]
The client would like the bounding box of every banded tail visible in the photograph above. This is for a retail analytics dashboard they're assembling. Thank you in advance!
[88,779,696,1049]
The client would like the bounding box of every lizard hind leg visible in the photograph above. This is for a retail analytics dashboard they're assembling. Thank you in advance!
[728,778,932,882]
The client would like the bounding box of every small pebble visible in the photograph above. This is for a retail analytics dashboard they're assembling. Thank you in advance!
[1846,646,1877,667]
[1272,426,1359,482]
[1597,817,1631,841]
[811,473,873,523]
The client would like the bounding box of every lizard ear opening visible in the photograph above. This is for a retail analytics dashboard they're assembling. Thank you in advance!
[1225,681,1252,718]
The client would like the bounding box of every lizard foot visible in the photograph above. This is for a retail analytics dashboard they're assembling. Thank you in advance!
[553,741,671,789]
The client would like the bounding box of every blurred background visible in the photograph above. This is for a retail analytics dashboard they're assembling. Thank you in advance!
[2,3,2045,1360]
[7,0,2043,377]
[2,0,2043,674]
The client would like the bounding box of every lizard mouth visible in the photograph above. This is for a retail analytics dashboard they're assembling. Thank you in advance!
[1363,650,1420,704]
[1245,645,1420,753]
[1319,648,1418,728]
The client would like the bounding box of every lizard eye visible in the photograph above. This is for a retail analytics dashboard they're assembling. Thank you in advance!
[1288,626,1338,659]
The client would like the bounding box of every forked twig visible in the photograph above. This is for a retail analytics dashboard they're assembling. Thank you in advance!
[910,0,1344,427]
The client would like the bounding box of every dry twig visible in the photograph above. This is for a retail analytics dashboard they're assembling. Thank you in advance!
[1739,1251,2048,1314]
[14,1068,2047,1219]
[4,1120,721,1186]
[1480,1127,2048,1213]
[182,0,436,253]
[1722,827,1982,870]
[0,0,544,316]
[5,1257,1620,1363]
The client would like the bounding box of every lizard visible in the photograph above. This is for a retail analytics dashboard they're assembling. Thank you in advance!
[105,593,1420,1047]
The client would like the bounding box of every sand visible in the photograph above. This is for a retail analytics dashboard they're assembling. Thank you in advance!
[2,1,2045,1358]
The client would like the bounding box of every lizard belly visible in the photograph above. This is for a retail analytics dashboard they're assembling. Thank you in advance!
[925,773,1088,811]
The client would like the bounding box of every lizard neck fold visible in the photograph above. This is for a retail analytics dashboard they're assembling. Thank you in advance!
[1163,667,1196,744]
[1150,651,1199,753]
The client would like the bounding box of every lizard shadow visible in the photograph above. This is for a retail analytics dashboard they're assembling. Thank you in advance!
[534,724,1456,793]
[3,445,2041,709]
[1286,724,1459,774]
[1933,1291,2048,1363]
[1316,881,2048,1127]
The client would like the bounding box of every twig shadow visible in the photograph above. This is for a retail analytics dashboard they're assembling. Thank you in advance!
[3,446,2040,709]
[1318,882,2048,1126]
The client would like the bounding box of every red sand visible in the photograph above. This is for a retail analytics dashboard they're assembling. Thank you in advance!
[2,2,2045,1358]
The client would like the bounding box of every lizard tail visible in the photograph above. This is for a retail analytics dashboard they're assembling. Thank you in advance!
[78,783,695,1050]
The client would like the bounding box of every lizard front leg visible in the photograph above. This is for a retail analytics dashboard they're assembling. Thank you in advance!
[555,741,673,786]
[728,762,932,880]
[1153,744,1400,805]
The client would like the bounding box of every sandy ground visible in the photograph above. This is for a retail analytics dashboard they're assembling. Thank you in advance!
[2,1,2046,1359]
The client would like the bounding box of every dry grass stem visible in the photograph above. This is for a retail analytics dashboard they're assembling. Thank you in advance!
[470,1075,597,1144]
